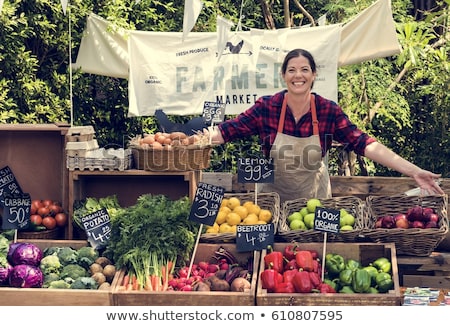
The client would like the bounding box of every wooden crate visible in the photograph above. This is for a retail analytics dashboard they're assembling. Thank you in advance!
[0,240,114,306]
[112,243,259,306]
[256,242,402,306]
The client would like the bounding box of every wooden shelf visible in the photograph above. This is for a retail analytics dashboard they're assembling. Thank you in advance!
[68,169,201,239]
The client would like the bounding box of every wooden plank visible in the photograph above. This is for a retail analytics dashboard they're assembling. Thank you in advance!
[403,275,450,288]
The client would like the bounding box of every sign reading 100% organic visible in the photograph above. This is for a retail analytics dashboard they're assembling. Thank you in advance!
[189,182,225,226]
[237,157,274,183]
[314,206,340,234]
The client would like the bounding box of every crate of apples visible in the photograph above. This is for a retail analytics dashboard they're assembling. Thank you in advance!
[29,199,68,231]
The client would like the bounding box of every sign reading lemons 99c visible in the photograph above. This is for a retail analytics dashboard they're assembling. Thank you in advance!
[189,182,225,226]
[237,157,274,183]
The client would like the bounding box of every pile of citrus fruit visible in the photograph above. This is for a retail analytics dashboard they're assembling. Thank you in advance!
[205,196,273,234]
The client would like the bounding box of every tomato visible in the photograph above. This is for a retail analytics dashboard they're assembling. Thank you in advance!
[31,199,43,214]
[54,212,68,227]
[42,216,57,230]
[49,204,62,215]
[42,199,54,207]
[38,206,50,217]
[30,214,42,226]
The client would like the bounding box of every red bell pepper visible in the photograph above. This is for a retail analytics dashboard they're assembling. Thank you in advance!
[295,250,314,272]
[312,259,320,273]
[284,258,298,271]
[264,245,284,273]
[308,271,322,289]
[274,282,296,293]
[283,244,298,261]
[292,270,313,293]
[260,269,281,293]
[283,269,298,284]
[318,282,337,293]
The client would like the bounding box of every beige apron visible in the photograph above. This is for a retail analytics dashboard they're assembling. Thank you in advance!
[259,94,332,203]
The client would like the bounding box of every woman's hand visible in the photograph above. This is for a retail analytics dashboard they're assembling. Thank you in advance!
[411,169,444,195]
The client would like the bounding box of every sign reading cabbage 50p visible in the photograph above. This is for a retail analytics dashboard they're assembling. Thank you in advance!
[128,26,340,116]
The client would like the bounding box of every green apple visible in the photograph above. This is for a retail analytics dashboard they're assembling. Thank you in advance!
[340,208,349,217]
[303,213,315,229]
[287,211,303,224]
[340,225,354,231]
[300,207,309,217]
[290,219,306,230]
[306,198,322,213]
[340,214,356,227]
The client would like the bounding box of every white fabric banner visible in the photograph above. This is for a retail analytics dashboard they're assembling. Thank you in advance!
[60,0,68,15]
[128,25,340,116]
[339,0,401,66]
[72,13,129,79]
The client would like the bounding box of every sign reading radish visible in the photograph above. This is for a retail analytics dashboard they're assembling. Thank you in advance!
[189,182,225,226]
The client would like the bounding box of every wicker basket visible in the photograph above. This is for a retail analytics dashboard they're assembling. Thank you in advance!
[131,145,213,171]
[17,227,62,239]
[200,192,281,243]
[362,194,448,256]
[277,196,366,243]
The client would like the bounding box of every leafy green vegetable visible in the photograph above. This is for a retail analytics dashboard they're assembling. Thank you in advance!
[104,194,197,278]
[40,255,62,275]
[0,234,10,257]
[73,195,124,229]
[61,264,88,280]
[57,247,78,266]
[70,277,98,290]
[48,279,71,289]
[77,246,99,269]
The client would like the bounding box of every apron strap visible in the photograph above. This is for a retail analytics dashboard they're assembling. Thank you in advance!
[278,93,319,135]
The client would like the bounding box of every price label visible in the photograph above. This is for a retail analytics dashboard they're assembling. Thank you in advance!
[81,208,111,250]
[189,182,225,226]
[236,223,274,252]
[0,166,23,208]
[237,157,274,183]
[2,193,31,230]
[202,101,225,124]
[314,206,340,233]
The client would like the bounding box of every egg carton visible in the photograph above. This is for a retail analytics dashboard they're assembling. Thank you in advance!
[65,139,99,157]
[67,148,133,171]
[66,125,96,142]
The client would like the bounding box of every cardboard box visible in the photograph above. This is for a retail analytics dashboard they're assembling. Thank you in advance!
[0,240,114,306]
[256,242,402,306]
[112,243,259,306]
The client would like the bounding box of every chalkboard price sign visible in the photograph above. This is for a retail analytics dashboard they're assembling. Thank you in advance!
[237,157,274,183]
[189,182,225,226]
[1,193,31,230]
[314,207,340,233]
[0,166,23,207]
[202,101,225,124]
[236,223,274,252]
[81,208,111,250]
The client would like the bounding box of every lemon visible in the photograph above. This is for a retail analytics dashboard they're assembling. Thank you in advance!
[226,197,241,210]
[221,198,230,208]
[259,209,272,223]
[219,206,231,214]
[226,212,242,226]
[256,220,267,224]
[219,222,233,233]
[243,213,259,225]
[243,201,254,209]
[205,227,218,234]
[231,225,237,233]
[247,203,261,216]
[215,210,227,225]
[233,205,249,220]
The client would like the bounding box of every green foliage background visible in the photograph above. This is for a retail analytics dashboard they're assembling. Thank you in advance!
[0,0,448,177]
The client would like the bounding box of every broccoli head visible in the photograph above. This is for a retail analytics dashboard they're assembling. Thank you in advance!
[57,247,78,266]
[77,246,99,269]
[40,255,62,275]
[48,279,71,289]
[43,272,61,288]
[70,276,98,290]
[60,264,88,280]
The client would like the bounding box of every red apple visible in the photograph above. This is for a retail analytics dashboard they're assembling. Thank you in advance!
[394,214,409,229]
[425,221,438,228]
[428,213,439,223]
[382,215,395,229]
[407,205,423,222]
[412,220,424,229]
[375,217,383,228]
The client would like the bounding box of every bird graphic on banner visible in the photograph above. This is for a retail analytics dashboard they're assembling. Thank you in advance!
[154,109,208,135]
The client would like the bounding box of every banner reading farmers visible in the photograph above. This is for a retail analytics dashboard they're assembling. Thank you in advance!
[127,25,341,116]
